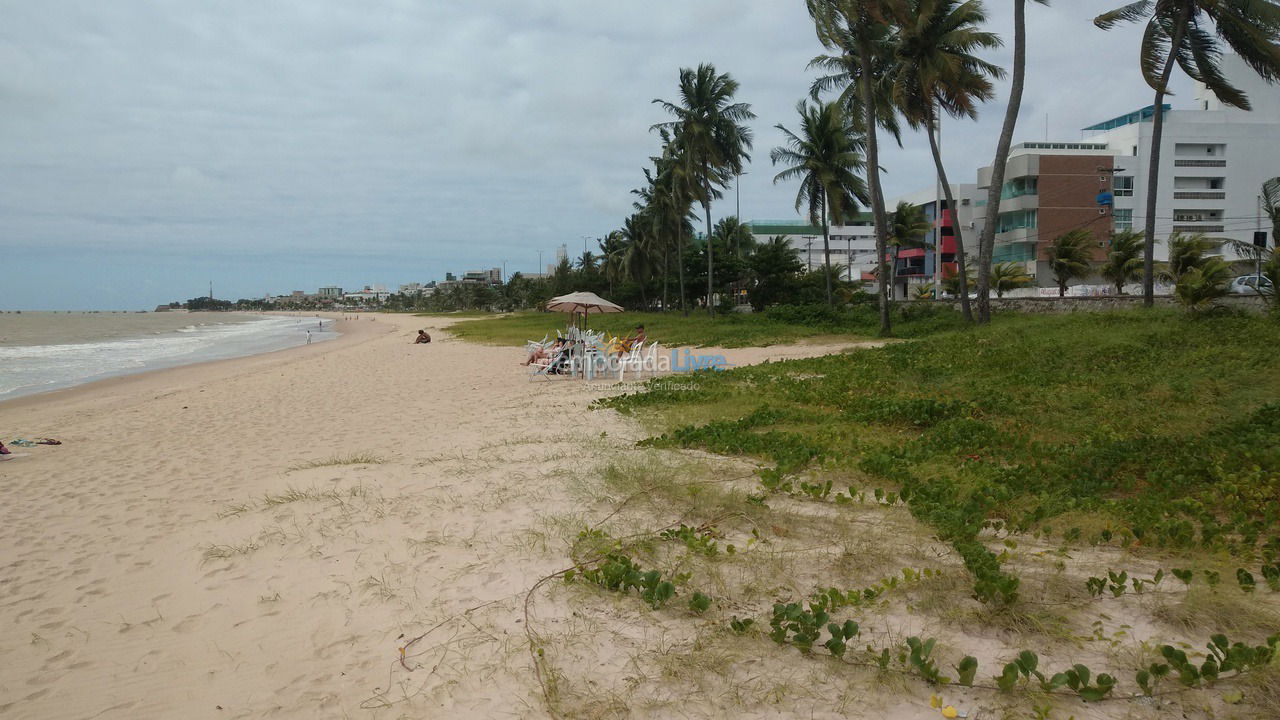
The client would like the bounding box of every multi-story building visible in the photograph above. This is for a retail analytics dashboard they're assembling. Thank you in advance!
[975,143,1119,288]
[317,286,343,298]
[746,215,877,279]
[975,54,1279,291]
[1084,53,1278,262]
[885,184,979,299]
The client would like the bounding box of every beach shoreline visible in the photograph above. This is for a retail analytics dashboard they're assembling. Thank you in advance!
[0,313,870,718]
[0,312,377,413]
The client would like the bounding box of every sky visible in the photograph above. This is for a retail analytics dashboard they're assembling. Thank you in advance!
[0,0,1196,310]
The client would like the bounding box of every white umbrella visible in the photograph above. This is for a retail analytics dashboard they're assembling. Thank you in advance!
[545,291,623,325]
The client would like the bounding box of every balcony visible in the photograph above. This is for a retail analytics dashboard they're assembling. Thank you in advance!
[1172,224,1225,234]
[1173,191,1225,200]
[1174,159,1226,168]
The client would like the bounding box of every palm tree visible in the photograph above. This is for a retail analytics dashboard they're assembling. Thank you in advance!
[1158,232,1217,284]
[1099,230,1144,294]
[807,0,898,335]
[620,214,655,309]
[771,100,869,307]
[990,261,1033,297]
[1265,176,1280,245]
[888,201,931,298]
[886,0,1004,323]
[711,216,758,259]
[653,65,755,318]
[975,0,1050,324]
[1046,229,1094,296]
[1175,257,1233,311]
[1095,1,1280,307]
[599,231,627,298]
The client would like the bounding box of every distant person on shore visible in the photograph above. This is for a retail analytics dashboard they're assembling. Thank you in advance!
[0,440,10,456]
[414,330,432,344]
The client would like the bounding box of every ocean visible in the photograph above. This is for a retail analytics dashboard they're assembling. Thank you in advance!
[0,312,338,401]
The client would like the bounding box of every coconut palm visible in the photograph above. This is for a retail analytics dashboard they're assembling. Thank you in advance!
[711,216,758,259]
[1095,1,1280,307]
[1175,257,1233,311]
[806,0,898,335]
[990,261,1033,297]
[886,0,1004,322]
[599,231,627,298]
[888,201,931,298]
[1045,229,1094,296]
[771,99,870,307]
[975,0,1050,324]
[1098,230,1145,295]
[653,65,755,318]
[1265,176,1280,244]
[1158,232,1217,284]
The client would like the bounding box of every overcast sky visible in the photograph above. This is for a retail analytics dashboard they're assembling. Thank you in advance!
[1,0,1194,310]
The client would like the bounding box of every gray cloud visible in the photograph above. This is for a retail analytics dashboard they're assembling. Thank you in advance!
[0,0,1198,308]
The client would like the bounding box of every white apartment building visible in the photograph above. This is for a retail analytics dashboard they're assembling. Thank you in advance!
[746,215,877,279]
[1083,56,1278,263]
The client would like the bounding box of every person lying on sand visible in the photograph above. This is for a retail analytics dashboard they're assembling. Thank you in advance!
[414,330,431,344]
[0,441,9,455]
[523,337,566,366]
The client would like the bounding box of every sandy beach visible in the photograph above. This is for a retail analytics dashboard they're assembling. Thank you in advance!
[0,312,873,719]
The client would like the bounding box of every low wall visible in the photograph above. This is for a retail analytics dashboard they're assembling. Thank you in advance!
[939,295,1269,314]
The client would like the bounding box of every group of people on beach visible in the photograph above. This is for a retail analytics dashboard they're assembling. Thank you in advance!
[522,324,646,370]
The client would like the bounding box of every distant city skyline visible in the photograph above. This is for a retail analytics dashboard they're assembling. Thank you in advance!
[1,2,1197,310]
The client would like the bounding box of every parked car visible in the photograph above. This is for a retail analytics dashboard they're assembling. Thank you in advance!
[1228,275,1275,295]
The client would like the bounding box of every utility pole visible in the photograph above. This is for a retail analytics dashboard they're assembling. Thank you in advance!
[538,249,543,276]
[804,236,815,271]
[209,281,213,300]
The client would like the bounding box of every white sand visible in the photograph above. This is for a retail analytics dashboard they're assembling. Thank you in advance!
[0,313,871,719]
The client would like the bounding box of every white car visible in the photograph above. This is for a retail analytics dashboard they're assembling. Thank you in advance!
[1228,275,1274,295]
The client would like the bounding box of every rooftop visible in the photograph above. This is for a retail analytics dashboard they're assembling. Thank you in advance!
[1082,104,1172,132]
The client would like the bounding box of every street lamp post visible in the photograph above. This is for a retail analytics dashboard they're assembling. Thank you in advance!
[804,235,815,271]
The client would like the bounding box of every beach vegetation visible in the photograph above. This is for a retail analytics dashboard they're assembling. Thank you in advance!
[517,310,1280,716]
[446,304,965,348]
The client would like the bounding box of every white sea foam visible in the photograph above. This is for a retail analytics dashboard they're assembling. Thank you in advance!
[0,315,337,400]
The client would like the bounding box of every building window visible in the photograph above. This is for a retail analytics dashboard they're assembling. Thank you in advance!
[1114,176,1134,197]
[996,209,1037,234]
[1114,209,1133,232]
[1001,176,1038,200]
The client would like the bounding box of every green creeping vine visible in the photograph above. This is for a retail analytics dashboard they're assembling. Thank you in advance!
[1148,634,1280,691]
[567,554,679,610]
[994,651,1116,701]
[657,524,729,556]
[1091,565,1280,597]
[815,567,941,610]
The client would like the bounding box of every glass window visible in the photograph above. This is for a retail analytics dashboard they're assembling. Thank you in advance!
[1113,209,1133,232]
[1113,176,1134,197]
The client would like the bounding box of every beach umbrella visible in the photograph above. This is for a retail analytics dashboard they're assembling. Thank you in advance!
[545,291,623,326]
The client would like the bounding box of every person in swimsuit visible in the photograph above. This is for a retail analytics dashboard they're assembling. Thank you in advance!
[414,330,432,344]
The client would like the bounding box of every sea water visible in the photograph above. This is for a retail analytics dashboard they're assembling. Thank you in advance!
[0,312,338,400]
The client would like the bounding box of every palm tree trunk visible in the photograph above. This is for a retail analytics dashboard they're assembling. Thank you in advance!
[1142,6,1191,307]
[857,33,891,337]
[976,0,1029,324]
[926,117,972,322]
[663,243,670,311]
[821,189,833,307]
[678,224,688,316]
[704,176,715,317]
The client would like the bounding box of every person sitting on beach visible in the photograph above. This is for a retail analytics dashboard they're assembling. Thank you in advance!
[614,325,647,356]
[414,330,432,344]
[0,440,9,456]
[524,337,566,366]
